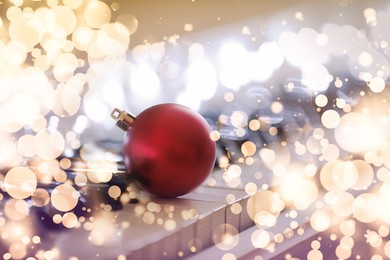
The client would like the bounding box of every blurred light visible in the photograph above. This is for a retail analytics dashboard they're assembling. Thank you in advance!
[186,59,217,100]
[83,92,109,123]
[149,42,166,63]
[188,43,205,62]
[132,44,150,64]
[251,229,270,249]
[34,129,65,160]
[9,94,41,126]
[247,52,273,82]
[321,109,340,129]
[278,170,318,210]
[84,1,111,29]
[301,62,331,91]
[63,0,84,9]
[130,66,161,99]
[219,42,251,90]
[315,94,328,107]
[219,42,247,64]
[259,41,284,69]
[51,84,81,117]
[212,224,239,251]
[4,167,37,200]
[72,27,96,51]
[364,8,377,26]
[19,66,49,94]
[101,22,131,49]
[6,41,27,66]
[358,51,373,67]
[353,193,379,223]
[45,6,76,37]
[102,79,124,106]
[53,53,78,82]
[48,116,59,130]
[335,112,386,153]
[369,77,385,93]
[116,13,138,35]
[9,12,43,52]
[230,111,248,128]
[176,92,201,111]
[51,183,79,212]
[279,28,328,67]
[72,115,89,134]
[310,211,331,232]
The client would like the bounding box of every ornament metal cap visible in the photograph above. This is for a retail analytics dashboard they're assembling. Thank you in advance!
[111,108,136,131]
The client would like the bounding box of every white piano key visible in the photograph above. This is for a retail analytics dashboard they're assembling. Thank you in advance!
[176,223,195,257]
[238,197,253,232]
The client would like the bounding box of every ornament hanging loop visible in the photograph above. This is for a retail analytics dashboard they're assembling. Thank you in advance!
[111,108,136,131]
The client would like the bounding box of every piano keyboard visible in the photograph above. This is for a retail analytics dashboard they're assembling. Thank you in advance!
[24,155,377,260]
[0,150,325,260]
[34,160,268,259]
[1,140,379,259]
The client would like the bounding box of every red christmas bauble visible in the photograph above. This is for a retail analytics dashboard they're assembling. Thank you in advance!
[122,104,216,197]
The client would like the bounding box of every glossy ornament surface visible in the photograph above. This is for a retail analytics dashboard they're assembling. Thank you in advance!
[112,104,216,197]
